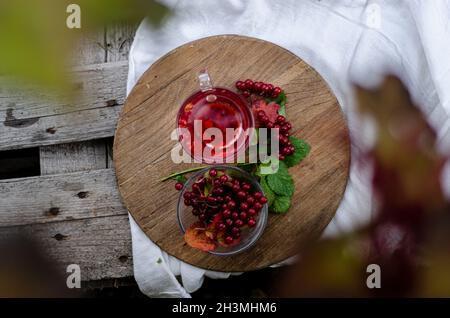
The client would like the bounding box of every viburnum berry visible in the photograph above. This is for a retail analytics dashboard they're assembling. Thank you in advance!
[242,90,251,98]
[235,80,245,90]
[175,182,184,191]
[225,236,234,244]
[276,115,286,123]
[254,81,263,92]
[248,218,257,227]
[259,196,268,204]
[219,175,229,183]
[222,209,231,218]
[209,168,217,177]
[244,79,254,90]
[272,87,282,98]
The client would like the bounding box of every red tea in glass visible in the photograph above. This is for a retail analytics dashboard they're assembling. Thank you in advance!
[177,70,254,163]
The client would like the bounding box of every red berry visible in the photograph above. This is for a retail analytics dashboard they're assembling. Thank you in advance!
[248,208,256,216]
[242,183,251,191]
[225,236,234,244]
[246,196,255,205]
[248,218,256,227]
[219,175,229,183]
[244,79,254,90]
[175,182,183,191]
[240,202,249,211]
[184,199,191,206]
[225,219,233,227]
[279,154,285,161]
[207,196,217,203]
[218,223,226,231]
[266,122,274,129]
[237,191,246,200]
[239,212,247,220]
[231,227,240,234]
[209,169,217,177]
[261,84,269,95]
[224,195,232,202]
[284,122,292,130]
[254,202,263,210]
[235,219,244,227]
[222,209,231,218]
[280,135,289,144]
[276,115,286,123]
[259,196,268,204]
[235,80,245,90]
[266,83,274,93]
[254,81,263,92]
[183,191,191,199]
[254,192,263,199]
[231,212,239,220]
[232,231,241,239]
[232,184,240,192]
[272,87,282,98]
[242,90,251,98]
[260,115,269,125]
[199,213,206,221]
[227,201,236,209]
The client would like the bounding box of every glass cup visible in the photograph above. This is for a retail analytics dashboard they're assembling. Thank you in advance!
[176,70,255,164]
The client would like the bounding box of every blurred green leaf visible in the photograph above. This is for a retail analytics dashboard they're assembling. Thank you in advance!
[0,0,169,89]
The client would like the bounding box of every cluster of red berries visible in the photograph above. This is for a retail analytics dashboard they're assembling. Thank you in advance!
[176,168,267,245]
[235,79,282,98]
[256,112,294,161]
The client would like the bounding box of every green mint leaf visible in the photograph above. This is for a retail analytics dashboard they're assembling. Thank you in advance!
[172,175,187,183]
[266,162,294,196]
[276,91,286,116]
[257,158,281,176]
[272,195,291,213]
[283,137,311,168]
[260,176,276,207]
[204,182,212,197]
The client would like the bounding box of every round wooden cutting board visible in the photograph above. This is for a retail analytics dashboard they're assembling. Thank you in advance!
[114,35,350,272]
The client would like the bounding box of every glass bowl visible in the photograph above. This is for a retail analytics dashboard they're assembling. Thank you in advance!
[177,165,268,256]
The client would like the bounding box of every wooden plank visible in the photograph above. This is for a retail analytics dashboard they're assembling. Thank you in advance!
[71,29,107,66]
[0,62,127,151]
[0,61,127,122]
[38,29,109,176]
[0,215,132,281]
[40,140,108,175]
[0,168,126,227]
[106,23,137,62]
[0,104,122,151]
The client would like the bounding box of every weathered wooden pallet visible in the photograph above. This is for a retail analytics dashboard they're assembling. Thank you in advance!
[0,24,136,283]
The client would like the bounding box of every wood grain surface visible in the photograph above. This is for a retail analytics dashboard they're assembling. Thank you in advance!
[114,35,350,272]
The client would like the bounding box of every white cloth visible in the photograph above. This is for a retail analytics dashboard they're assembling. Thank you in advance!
[126,0,450,298]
